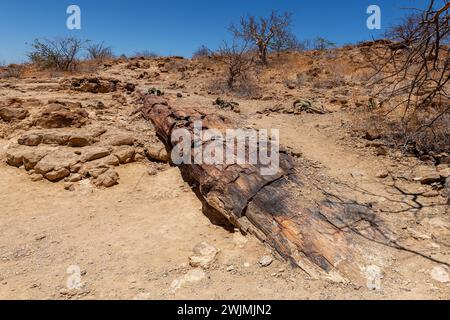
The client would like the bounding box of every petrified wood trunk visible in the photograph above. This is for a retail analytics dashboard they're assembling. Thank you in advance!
[142,95,389,282]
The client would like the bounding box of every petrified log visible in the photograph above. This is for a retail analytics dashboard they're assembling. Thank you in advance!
[142,95,390,282]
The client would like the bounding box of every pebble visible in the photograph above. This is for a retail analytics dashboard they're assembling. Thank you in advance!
[259,255,273,267]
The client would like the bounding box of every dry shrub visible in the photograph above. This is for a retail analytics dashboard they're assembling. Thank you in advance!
[28,37,88,71]
[0,64,24,79]
[209,40,261,97]
[358,109,450,156]
[363,1,449,156]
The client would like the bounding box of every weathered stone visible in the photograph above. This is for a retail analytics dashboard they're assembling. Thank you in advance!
[374,146,387,156]
[18,133,43,146]
[145,145,170,163]
[94,169,119,188]
[19,130,95,147]
[30,173,44,182]
[114,146,135,164]
[430,266,449,283]
[422,190,439,198]
[102,131,135,146]
[414,171,442,185]
[33,103,88,128]
[189,242,219,269]
[101,155,120,166]
[259,255,274,267]
[45,168,71,182]
[364,129,381,141]
[81,146,111,162]
[80,163,109,179]
[34,150,80,175]
[375,170,389,179]
[61,77,128,94]
[22,149,50,171]
[64,182,75,191]
[68,134,92,147]
[6,147,27,167]
[0,106,29,121]
[41,131,71,145]
[438,168,450,179]
[68,173,82,182]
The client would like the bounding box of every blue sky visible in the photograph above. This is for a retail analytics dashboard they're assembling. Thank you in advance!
[0,0,429,64]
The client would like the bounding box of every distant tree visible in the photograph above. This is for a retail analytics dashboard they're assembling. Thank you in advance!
[28,37,89,71]
[385,13,423,45]
[230,11,296,65]
[133,50,158,58]
[87,42,114,61]
[270,29,302,54]
[215,40,255,89]
[313,37,336,51]
[192,45,211,59]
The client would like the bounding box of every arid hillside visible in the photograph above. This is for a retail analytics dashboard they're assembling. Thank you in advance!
[0,44,449,299]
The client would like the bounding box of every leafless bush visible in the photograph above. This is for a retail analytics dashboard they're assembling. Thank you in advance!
[192,45,211,59]
[230,11,297,65]
[214,40,256,90]
[87,42,114,61]
[28,37,89,71]
[368,0,449,152]
[0,64,24,79]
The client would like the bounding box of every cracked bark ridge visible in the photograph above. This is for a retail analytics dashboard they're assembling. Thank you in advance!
[142,95,389,282]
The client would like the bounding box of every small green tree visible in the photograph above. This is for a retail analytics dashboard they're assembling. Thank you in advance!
[313,37,336,51]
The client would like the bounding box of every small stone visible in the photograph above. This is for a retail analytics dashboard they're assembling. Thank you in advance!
[106,133,135,146]
[64,183,75,191]
[351,170,364,178]
[101,155,120,166]
[374,146,387,156]
[147,167,158,176]
[184,268,206,283]
[189,242,219,269]
[0,106,29,121]
[68,135,91,147]
[413,168,442,185]
[376,170,389,179]
[30,173,44,182]
[68,173,82,182]
[438,168,450,179]
[45,168,71,182]
[94,169,119,188]
[81,147,111,162]
[114,147,135,164]
[430,266,449,283]
[145,145,170,163]
[422,190,439,198]
[259,255,274,267]
[226,265,235,272]
[35,234,46,241]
